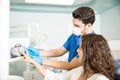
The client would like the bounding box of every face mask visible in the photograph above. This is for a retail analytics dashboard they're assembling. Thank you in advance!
[72,27,81,36]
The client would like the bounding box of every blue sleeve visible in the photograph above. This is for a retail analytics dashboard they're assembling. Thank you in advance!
[63,34,73,51]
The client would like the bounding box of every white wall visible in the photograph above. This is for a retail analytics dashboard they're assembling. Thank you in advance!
[10,12,72,49]
[101,5,120,40]
[0,0,9,80]
[101,5,120,51]
[10,11,100,49]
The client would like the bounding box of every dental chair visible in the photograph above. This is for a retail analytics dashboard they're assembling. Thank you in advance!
[115,59,120,80]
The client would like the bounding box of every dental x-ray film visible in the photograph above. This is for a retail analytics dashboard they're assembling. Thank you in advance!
[10,44,27,62]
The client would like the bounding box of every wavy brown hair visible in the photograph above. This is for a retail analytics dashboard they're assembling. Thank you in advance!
[81,34,116,80]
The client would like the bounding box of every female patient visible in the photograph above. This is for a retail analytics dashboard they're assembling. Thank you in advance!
[20,34,116,80]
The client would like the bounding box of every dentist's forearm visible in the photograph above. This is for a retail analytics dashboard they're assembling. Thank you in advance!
[40,47,66,57]
[40,50,60,57]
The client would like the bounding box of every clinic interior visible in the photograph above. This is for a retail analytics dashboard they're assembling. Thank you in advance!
[9,0,120,79]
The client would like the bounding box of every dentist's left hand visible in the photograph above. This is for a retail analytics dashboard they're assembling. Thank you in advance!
[26,46,40,58]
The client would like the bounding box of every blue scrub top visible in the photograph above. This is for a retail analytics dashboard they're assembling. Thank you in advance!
[63,34,81,62]
[63,32,95,62]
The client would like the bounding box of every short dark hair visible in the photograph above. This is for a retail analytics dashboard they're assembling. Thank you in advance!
[72,7,95,25]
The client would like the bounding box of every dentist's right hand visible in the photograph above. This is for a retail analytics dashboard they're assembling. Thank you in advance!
[26,46,40,58]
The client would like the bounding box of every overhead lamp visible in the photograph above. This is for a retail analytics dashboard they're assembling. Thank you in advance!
[25,0,76,5]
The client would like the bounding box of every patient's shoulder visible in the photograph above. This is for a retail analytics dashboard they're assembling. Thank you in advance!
[88,74,109,80]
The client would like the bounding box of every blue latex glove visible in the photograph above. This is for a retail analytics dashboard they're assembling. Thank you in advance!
[26,46,40,58]
[32,56,43,65]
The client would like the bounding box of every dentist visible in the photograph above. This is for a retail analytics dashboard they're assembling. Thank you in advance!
[27,6,95,70]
